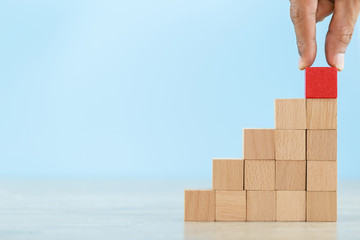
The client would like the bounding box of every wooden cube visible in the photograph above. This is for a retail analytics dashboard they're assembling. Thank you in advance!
[276,191,306,221]
[215,191,246,221]
[275,130,306,160]
[243,129,274,159]
[276,161,306,190]
[275,99,306,129]
[307,192,337,222]
[184,190,215,221]
[307,130,337,161]
[245,160,275,190]
[213,159,243,190]
[307,99,337,129]
[307,161,337,191]
[247,191,276,221]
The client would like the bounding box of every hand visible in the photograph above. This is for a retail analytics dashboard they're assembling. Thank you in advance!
[290,0,360,71]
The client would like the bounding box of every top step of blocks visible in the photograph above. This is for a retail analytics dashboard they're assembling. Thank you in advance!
[306,67,337,99]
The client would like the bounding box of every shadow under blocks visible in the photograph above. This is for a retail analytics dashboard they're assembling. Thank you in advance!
[184,67,337,222]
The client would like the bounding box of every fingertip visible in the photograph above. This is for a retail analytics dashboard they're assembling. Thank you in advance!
[298,57,306,70]
[334,53,345,71]
[298,54,315,70]
[326,52,345,71]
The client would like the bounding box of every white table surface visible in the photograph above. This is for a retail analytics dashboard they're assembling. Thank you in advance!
[0,179,359,240]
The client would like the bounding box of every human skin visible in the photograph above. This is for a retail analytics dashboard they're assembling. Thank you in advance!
[290,0,360,71]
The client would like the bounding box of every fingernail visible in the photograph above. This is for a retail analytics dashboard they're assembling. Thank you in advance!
[334,53,345,71]
[298,57,305,70]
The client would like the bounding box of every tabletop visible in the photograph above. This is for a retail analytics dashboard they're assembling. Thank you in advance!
[0,179,359,240]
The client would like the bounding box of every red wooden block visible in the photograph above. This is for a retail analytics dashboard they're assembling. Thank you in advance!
[305,67,337,98]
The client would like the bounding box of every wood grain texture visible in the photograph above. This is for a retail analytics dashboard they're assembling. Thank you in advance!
[275,99,306,129]
[307,191,337,222]
[276,161,306,191]
[247,191,276,221]
[243,129,274,159]
[275,130,306,160]
[184,190,215,221]
[307,161,337,191]
[215,191,246,221]
[307,99,337,129]
[245,160,275,190]
[213,159,244,190]
[276,191,306,222]
[307,130,337,161]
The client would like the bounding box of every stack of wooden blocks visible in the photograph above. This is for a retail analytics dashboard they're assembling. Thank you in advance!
[185,67,338,222]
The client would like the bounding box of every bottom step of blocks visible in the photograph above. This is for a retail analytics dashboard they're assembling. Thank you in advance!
[184,190,337,222]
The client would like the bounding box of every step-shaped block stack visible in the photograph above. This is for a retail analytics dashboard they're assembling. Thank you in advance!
[184,67,337,222]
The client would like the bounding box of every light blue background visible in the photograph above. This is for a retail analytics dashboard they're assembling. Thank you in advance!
[1,0,359,179]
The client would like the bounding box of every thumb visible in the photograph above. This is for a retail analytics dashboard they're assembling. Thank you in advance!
[325,0,360,71]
